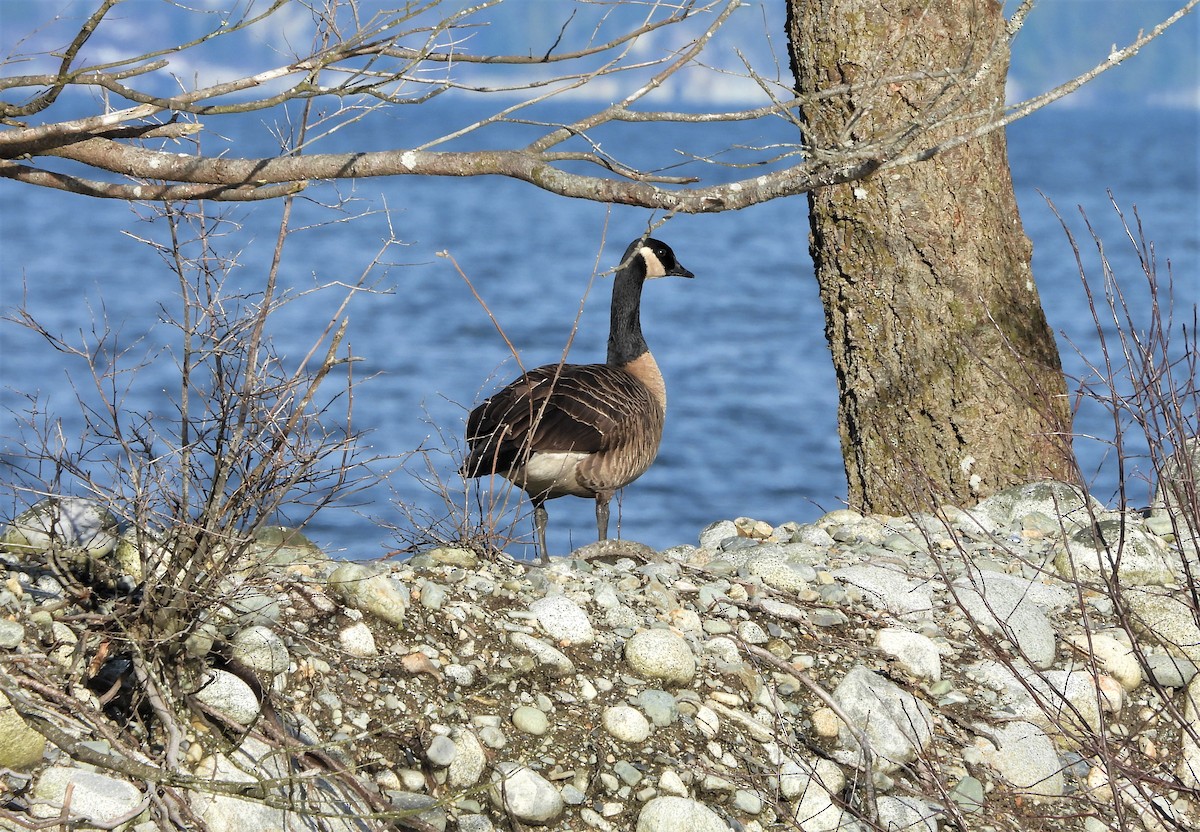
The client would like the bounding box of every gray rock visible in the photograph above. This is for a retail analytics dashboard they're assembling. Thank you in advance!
[192,669,261,725]
[419,581,448,610]
[833,665,933,773]
[1127,589,1200,664]
[637,796,732,832]
[746,546,818,593]
[230,625,290,676]
[530,594,594,645]
[965,481,1100,535]
[603,704,652,743]
[489,762,564,825]
[457,814,495,832]
[989,720,1063,797]
[1153,437,1199,523]
[949,775,985,812]
[31,767,144,825]
[426,733,458,767]
[0,619,25,649]
[732,789,762,815]
[389,792,447,832]
[835,564,932,617]
[636,689,679,727]
[1179,673,1200,789]
[510,633,575,678]
[625,629,696,686]
[512,705,550,736]
[1145,653,1199,688]
[327,562,409,627]
[0,692,46,770]
[448,730,487,788]
[952,571,1057,669]
[250,525,325,566]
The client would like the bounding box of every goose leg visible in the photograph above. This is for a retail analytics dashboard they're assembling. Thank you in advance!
[595,493,611,541]
[533,501,550,564]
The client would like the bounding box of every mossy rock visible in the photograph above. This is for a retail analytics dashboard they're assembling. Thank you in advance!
[1055,518,1178,586]
[0,692,47,771]
[250,526,326,566]
[966,481,1102,536]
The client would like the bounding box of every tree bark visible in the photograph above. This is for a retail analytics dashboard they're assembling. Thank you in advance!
[787,0,1075,512]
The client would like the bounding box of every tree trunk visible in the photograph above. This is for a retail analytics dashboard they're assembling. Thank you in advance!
[786,0,1075,513]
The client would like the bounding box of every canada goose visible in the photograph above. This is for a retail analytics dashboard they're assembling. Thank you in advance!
[463,237,694,562]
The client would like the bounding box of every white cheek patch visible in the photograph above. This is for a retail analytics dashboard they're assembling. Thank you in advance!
[640,246,667,278]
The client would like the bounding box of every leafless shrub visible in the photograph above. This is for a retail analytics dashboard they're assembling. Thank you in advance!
[0,192,428,827]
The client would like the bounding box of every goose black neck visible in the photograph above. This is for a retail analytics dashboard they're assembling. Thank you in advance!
[606,251,649,367]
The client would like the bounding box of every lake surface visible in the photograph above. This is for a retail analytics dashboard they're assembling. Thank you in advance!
[1,104,1197,559]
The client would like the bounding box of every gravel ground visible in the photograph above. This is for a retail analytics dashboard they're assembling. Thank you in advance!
[1,479,1198,832]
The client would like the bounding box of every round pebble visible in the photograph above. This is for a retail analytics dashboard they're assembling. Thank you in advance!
[338,621,378,657]
[603,705,651,743]
[426,734,458,767]
[625,629,696,686]
[512,705,550,736]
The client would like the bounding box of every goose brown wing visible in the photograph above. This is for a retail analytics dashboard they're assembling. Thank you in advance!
[464,364,655,476]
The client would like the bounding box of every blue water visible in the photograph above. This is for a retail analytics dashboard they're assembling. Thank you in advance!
[1,104,1197,559]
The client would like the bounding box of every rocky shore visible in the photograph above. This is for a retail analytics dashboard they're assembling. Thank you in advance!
[1,479,1198,831]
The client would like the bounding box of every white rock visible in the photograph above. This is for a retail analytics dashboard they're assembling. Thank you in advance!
[603,705,651,743]
[658,768,688,796]
[1040,670,1104,733]
[490,762,564,825]
[693,704,720,738]
[877,796,938,832]
[193,669,261,725]
[624,629,696,686]
[698,520,739,550]
[1056,520,1178,586]
[339,620,378,657]
[4,497,118,557]
[230,625,289,676]
[637,796,732,832]
[876,628,942,682]
[530,594,594,645]
[736,620,769,645]
[31,767,144,824]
